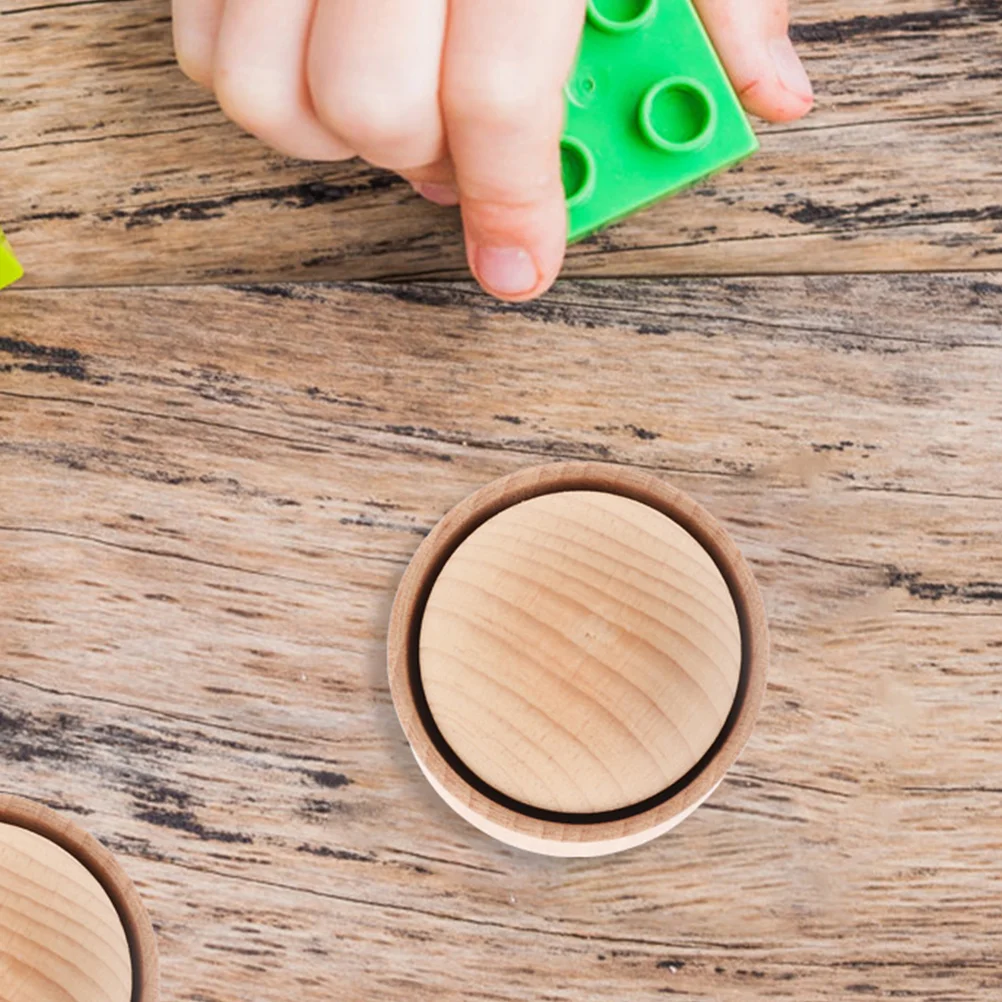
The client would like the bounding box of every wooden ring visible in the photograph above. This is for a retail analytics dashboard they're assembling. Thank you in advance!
[0,795,159,1001]
[388,463,769,857]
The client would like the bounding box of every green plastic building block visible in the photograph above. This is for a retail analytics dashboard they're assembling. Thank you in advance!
[0,227,23,290]
[563,0,758,240]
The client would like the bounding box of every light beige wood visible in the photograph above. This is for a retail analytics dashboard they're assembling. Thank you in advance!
[389,463,768,854]
[420,491,742,814]
[414,753,725,859]
[1,275,1001,997]
[0,823,131,1002]
[1,0,1000,287]
[0,798,159,1002]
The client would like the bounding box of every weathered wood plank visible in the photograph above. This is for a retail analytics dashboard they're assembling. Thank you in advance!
[1,0,1000,287]
[1,275,1000,999]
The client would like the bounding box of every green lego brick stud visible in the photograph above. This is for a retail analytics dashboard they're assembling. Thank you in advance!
[0,228,23,291]
[563,0,758,240]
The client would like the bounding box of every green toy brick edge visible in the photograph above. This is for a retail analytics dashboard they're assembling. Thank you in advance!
[567,134,758,243]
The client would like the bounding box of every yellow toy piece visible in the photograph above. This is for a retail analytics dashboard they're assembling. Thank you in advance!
[1,228,24,290]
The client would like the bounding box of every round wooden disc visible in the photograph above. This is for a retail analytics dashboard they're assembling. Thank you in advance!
[0,822,132,1002]
[419,490,742,815]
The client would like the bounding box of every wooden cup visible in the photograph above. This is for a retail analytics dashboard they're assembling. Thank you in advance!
[0,796,158,1002]
[388,463,769,857]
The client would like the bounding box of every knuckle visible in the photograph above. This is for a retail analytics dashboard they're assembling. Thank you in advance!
[213,68,288,136]
[310,72,435,162]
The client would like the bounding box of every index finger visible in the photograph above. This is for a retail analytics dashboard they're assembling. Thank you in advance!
[443,0,586,301]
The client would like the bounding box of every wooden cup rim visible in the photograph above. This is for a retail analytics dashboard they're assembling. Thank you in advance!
[0,795,159,1001]
[388,462,770,854]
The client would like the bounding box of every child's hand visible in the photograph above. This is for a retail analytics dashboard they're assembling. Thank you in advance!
[173,0,812,302]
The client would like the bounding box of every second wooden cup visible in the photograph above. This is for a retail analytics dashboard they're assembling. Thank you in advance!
[0,796,158,1002]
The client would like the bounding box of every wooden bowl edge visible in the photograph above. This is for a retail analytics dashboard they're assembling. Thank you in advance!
[387,461,770,855]
[0,795,160,1001]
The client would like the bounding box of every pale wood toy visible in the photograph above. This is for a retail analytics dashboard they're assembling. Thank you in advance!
[389,463,769,857]
[0,796,158,1002]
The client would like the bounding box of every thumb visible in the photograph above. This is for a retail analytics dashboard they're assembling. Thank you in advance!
[694,0,814,123]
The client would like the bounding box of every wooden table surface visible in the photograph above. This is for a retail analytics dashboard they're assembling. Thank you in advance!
[2,1,1000,1000]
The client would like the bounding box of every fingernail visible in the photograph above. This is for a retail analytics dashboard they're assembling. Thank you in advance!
[414,182,459,207]
[769,36,813,101]
[474,246,540,298]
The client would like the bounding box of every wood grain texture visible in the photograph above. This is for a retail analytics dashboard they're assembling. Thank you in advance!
[1,0,1000,287]
[0,796,159,1002]
[389,463,768,857]
[0,823,131,1002]
[420,490,742,814]
[1,274,1000,998]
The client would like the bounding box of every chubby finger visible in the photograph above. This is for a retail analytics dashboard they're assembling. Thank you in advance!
[172,0,225,88]
[308,0,448,173]
[694,0,813,122]
[443,0,586,301]
[213,0,354,161]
